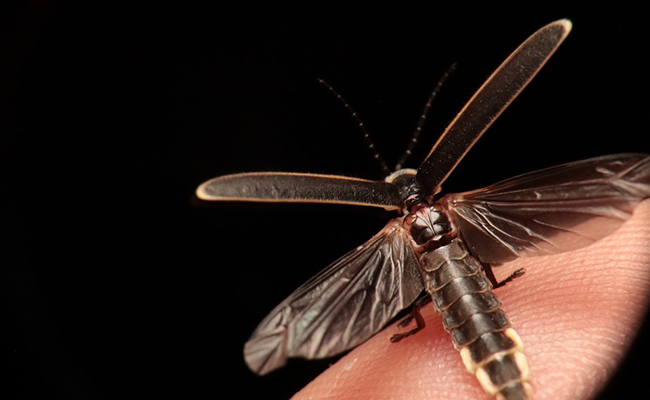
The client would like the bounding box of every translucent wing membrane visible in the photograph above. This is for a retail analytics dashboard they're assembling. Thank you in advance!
[441,154,650,263]
[197,172,403,210]
[416,19,572,197]
[244,219,422,375]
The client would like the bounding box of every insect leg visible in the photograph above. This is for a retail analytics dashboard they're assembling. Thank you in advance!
[484,264,526,289]
[390,294,430,342]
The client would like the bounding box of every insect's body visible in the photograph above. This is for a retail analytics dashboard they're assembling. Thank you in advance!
[196,20,650,399]
[406,203,531,399]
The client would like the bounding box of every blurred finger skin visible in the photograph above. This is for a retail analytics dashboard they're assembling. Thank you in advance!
[293,200,650,400]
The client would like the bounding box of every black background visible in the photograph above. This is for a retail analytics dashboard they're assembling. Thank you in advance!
[1,2,648,399]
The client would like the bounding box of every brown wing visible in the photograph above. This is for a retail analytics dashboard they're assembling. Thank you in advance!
[244,219,422,375]
[197,172,402,210]
[440,153,650,263]
[416,20,572,196]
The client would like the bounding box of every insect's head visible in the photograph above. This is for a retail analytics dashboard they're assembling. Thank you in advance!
[384,168,418,184]
[385,168,426,210]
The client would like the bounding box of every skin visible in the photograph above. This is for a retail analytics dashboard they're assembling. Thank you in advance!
[292,200,650,400]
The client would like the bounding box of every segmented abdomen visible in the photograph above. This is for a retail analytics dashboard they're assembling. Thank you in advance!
[420,239,532,400]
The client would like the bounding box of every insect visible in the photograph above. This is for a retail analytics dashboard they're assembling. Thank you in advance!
[196,20,650,399]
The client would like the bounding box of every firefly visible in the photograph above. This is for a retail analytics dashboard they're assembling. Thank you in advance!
[196,20,650,399]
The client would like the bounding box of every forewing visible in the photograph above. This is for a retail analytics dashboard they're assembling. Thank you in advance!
[416,20,572,196]
[441,153,650,263]
[244,219,423,375]
[197,172,403,210]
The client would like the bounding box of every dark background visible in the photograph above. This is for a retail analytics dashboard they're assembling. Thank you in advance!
[1,2,648,399]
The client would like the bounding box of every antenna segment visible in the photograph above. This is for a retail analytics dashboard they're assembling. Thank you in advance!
[395,63,457,171]
[318,78,392,177]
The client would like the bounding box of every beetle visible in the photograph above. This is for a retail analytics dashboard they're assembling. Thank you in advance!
[196,19,650,399]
